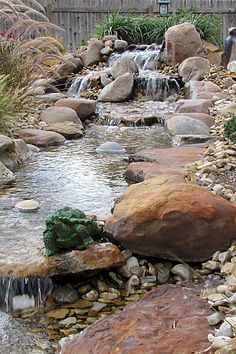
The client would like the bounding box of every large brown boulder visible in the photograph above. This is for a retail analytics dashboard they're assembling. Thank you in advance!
[98,73,134,102]
[54,98,96,120]
[81,38,104,67]
[165,23,204,66]
[178,57,210,83]
[110,56,138,80]
[174,99,213,114]
[184,80,225,100]
[60,284,212,354]
[104,176,236,262]
[14,129,66,147]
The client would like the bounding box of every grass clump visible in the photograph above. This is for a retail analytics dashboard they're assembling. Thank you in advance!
[224,116,236,143]
[0,0,65,130]
[94,10,222,46]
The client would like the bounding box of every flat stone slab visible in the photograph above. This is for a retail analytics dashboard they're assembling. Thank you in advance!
[60,284,212,354]
[0,243,125,278]
[130,146,205,166]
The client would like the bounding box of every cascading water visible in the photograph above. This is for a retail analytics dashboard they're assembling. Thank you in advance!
[0,277,53,312]
[67,46,180,101]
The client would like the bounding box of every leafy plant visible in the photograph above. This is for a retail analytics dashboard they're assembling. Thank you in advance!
[94,10,222,46]
[224,116,236,142]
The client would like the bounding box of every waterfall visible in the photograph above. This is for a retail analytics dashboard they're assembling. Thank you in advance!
[135,71,180,101]
[0,277,53,312]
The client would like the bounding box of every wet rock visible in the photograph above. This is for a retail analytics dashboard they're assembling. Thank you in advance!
[96,141,126,154]
[114,39,128,51]
[110,56,138,80]
[60,285,211,354]
[174,99,213,114]
[14,128,66,147]
[165,23,204,66]
[54,98,96,120]
[178,57,210,83]
[81,39,104,67]
[166,116,210,136]
[15,200,40,213]
[41,107,82,126]
[0,243,125,278]
[171,264,192,281]
[0,135,14,152]
[0,161,15,188]
[52,284,79,304]
[98,73,134,102]
[104,176,236,262]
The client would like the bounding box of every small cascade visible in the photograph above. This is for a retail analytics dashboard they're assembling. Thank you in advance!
[135,70,180,101]
[109,46,161,71]
[0,277,53,312]
[68,70,104,97]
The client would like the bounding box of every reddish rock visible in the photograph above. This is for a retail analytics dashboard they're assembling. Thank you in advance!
[130,146,204,166]
[0,243,125,278]
[166,113,215,128]
[13,129,65,147]
[60,284,212,354]
[104,176,236,262]
[178,57,210,83]
[165,23,204,66]
[125,162,186,183]
[185,80,225,100]
[55,98,96,120]
[174,99,213,114]
[80,38,104,67]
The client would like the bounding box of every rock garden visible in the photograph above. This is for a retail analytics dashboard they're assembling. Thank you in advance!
[0,2,236,354]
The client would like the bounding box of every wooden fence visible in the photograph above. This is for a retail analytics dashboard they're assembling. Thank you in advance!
[6,1,236,50]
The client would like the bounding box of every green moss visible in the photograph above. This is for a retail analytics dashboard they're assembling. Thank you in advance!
[224,116,236,142]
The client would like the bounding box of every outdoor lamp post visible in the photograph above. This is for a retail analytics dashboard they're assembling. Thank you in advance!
[157,0,170,16]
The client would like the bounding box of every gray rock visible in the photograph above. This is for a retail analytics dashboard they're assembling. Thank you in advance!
[41,107,82,125]
[101,46,113,56]
[207,312,224,326]
[0,135,14,152]
[96,142,126,154]
[166,116,210,136]
[126,256,139,272]
[15,200,40,213]
[59,317,77,326]
[173,134,210,146]
[110,56,138,80]
[215,321,234,337]
[100,72,113,87]
[35,93,66,102]
[0,161,15,188]
[126,275,140,294]
[98,73,134,102]
[114,39,128,51]
[171,264,192,281]
[52,284,79,304]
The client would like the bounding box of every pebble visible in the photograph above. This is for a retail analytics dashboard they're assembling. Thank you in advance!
[82,290,99,301]
[100,291,120,300]
[215,321,234,338]
[171,264,192,281]
[59,317,77,326]
[47,309,69,319]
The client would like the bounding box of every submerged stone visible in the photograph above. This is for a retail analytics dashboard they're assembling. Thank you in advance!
[15,200,40,213]
[96,142,126,154]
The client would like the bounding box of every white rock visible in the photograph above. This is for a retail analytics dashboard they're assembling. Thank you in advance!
[215,321,234,337]
[15,200,40,213]
[171,264,192,281]
[207,312,224,325]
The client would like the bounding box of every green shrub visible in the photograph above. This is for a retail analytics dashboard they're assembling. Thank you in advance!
[224,116,236,142]
[94,10,222,46]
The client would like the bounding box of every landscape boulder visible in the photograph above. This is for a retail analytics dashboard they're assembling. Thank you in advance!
[178,57,210,83]
[80,38,104,67]
[104,176,236,262]
[165,22,204,66]
[41,107,82,126]
[60,285,212,354]
[54,56,83,79]
[114,39,128,51]
[185,80,224,100]
[43,122,84,140]
[54,98,96,120]
[174,99,213,114]
[166,112,215,128]
[110,56,138,80]
[166,116,210,136]
[0,135,14,152]
[14,129,66,147]
[99,73,134,102]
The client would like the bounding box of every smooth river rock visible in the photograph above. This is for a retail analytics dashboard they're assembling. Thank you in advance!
[98,73,134,102]
[166,116,210,136]
[167,112,215,128]
[15,200,40,213]
[174,99,213,114]
[104,176,236,262]
[185,80,224,100]
[96,142,126,154]
[14,129,66,147]
[41,106,82,125]
[0,161,15,188]
[54,98,96,120]
[110,56,138,80]
[60,284,212,354]
[0,135,14,152]
[0,243,125,278]
[178,57,210,83]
